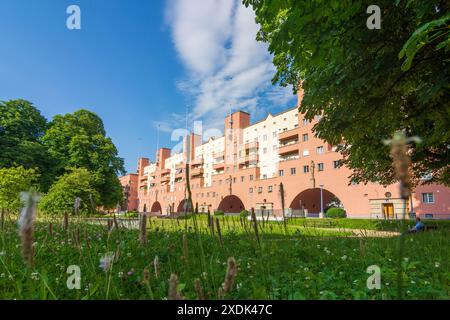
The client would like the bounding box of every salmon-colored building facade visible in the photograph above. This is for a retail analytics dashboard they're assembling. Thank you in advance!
[121,90,450,219]
[119,174,139,212]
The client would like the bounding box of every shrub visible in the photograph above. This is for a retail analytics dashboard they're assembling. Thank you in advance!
[0,166,40,212]
[240,210,249,218]
[39,168,99,215]
[325,207,346,218]
[214,210,224,216]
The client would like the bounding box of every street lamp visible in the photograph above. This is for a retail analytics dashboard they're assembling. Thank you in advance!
[319,184,324,218]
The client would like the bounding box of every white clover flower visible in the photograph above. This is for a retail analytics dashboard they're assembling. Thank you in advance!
[99,252,115,272]
[435,262,440,268]
[0,251,5,256]
[341,255,347,260]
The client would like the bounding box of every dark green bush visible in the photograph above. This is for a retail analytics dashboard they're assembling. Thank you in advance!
[325,208,346,218]
[240,210,250,218]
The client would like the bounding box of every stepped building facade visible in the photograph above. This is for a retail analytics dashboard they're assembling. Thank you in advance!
[121,90,450,219]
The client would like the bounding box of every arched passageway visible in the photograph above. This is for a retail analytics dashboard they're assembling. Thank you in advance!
[150,201,162,214]
[289,188,342,214]
[177,199,193,213]
[217,195,245,213]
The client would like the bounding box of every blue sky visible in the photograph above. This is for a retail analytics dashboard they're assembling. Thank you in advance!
[0,0,296,173]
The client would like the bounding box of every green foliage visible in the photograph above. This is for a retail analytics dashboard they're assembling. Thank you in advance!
[325,208,347,219]
[240,210,250,218]
[214,210,225,216]
[243,0,450,186]
[0,215,448,299]
[0,166,40,212]
[42,110,125,208]
[39,168,100,215]
[0,100,54,191]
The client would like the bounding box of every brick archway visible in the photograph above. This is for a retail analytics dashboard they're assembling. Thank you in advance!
[177,199,193,213]
[217,195,245,214]
[150,201,162,214]
[289,188,341,214]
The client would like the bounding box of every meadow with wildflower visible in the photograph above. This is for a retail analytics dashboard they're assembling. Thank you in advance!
[0,212,448,300]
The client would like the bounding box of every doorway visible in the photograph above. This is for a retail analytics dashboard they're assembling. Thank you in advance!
[382,203,394,219]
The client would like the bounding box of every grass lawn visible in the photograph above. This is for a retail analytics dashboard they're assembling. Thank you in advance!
[0,214,448,300]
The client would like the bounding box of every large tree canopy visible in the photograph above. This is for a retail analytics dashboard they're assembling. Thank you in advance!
[243,0,450,186]
[42,110,125,208]
[0,100,54,191]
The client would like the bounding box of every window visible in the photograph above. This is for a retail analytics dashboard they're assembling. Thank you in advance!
[272,131,277,138]
[273,145,277,151]
[233,177,236,183]
[258,187,263,193]
[290,168,296,175]
[279,169,284,177]
[422,193,434,204]
[262,174,267,179]
[263,148,267,154]
[263,135,268,141]
[241,176,245,182]
[317,163,324,171]
[268,186,273,193]
[333,160,341,169]
[250,175,254,181]
[302,119,308,126]
[303,165,309,173]
[303,149,310,156]
[249,188,253,194]
[316,146,324,154]
[302,134,309,142]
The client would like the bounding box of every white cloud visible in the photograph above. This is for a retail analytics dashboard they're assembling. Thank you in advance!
[165,0,295,137]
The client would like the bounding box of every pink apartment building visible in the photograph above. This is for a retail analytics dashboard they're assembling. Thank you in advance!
[119,174,139,212]
[121,90,450,219]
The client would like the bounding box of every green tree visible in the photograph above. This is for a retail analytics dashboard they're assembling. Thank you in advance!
[0,100,54,190]
[243,0,450,186]
[39,168,100,215]
[42,109,125,208]
[0,166,40,213]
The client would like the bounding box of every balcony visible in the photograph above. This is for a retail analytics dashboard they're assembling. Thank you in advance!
[159,168,171,176]
[175,163,185,170]
[190,158,204,166]
[244,141,259,150]
[279,155,300,162]
[190,167,204,177]
[239,153,259,165]
[278,141,299,155]
[160,176,170,184]
[213,162,225,170]
[213,151,225,160]
[175,169,184,178]
[279,128,299,141]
